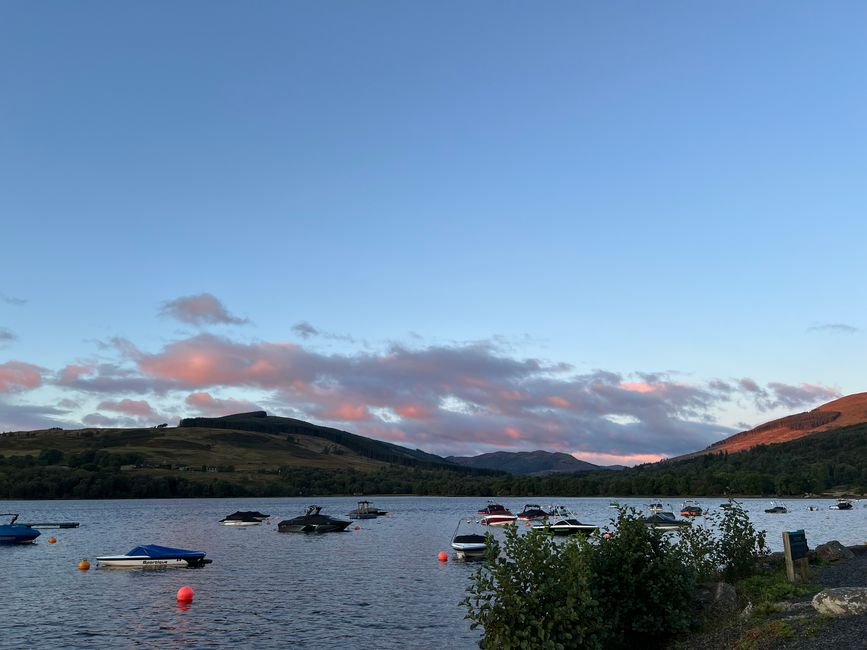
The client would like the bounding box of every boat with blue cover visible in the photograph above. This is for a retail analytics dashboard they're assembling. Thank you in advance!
[0,514,40,544]
[96,544,212,568]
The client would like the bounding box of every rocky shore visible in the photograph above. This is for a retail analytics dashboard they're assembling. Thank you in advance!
[677,542,867,649]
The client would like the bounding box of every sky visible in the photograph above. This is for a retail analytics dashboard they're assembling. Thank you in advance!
[1,3,865,465]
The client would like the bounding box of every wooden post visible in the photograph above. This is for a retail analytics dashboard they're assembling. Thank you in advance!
[782,530,809,583]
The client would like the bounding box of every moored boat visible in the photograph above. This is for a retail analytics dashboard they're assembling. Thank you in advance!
[680,501,703,517]
[531,505,598,536]
[642,511,691,531]
[0,514,40,544]
[220,510,269,526]
[96,544,212,568]
[516,504,549,521]
[348,501,388,519]
[277,505,351,533]
[830,499,853,510]
[478,501,517,527]
[764,502,787,514]
[451,519,490,560]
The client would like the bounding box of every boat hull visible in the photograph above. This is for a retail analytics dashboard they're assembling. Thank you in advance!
[480,515,517,527]
[0,525,40,544]
[220,520,260,526]
[278,521,351,533]
[97,556,205,568]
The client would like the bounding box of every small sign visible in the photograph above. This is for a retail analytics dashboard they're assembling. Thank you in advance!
[783,529,810,583]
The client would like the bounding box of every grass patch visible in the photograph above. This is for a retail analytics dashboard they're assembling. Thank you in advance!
[737,567,821,614]
[734,620,794,650]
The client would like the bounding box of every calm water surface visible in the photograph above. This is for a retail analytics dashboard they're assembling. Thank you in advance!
[3,496,865,648]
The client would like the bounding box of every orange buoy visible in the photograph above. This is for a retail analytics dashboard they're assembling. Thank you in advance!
[48,537,57,544]
[177,585,194,602]
[78,559,90,570]
[437,551,448,562]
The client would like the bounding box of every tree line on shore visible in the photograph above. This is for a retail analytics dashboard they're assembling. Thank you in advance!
[1,422,865,499]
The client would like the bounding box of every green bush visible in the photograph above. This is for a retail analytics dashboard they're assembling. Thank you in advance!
[463,503,769,649]
[716,500,768,581]
[592,510,696,646]
[462,527,603,649]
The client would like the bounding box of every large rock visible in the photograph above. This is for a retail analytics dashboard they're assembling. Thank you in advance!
[696,581,738,617]
[816,540,855,562]
[812,588,867,616]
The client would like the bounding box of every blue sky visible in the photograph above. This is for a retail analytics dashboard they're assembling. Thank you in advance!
[1,3,864,464]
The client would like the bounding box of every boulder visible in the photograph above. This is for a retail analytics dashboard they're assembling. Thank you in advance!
[812,588,867,616]
[815,540,855,562]
[696,581,738,617]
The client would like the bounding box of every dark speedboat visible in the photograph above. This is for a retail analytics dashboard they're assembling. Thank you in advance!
[516,504,549,521]
[348,501,388,519]
[277,505,351,533]
[764,502,788,514]
[680,501,703,517]
[642,511,691,531]
[96,544,212,568]
[0,514,40,544]
[830,499,853,510]
[531,506,598,536]
[220,510,270,526]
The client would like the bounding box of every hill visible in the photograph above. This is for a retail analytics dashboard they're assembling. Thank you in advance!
[0,412,502,499]
[447,450,624,475]
[680,392,867,459]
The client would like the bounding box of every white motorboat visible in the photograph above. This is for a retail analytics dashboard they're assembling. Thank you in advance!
[450,519,489,560]
[96,544,212,568]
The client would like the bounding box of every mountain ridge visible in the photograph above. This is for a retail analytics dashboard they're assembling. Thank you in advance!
[447,449,625,475]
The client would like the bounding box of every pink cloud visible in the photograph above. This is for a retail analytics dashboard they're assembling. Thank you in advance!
[59,364,91,383]
[394,404,435,420]
[620,382,659,394]
[572,451,667,466]
[0,361,43,393]
[546,396,571,408]
[320,403,371,422]
[97,399,154,417]
[185,391,262,417]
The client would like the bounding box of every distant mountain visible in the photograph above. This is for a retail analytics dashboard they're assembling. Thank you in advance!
[681,392,867,459]
[446,450,624,475]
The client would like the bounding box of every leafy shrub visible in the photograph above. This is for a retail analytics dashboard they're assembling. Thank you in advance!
[716,500,768,581]
[462,527,602,649]
[592,509,696,646]
[464,503,769,649]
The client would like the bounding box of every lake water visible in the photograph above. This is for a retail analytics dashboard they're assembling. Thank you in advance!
[3,496,865,648]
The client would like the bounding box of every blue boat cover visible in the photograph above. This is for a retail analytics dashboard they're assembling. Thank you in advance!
[126,544,205,558]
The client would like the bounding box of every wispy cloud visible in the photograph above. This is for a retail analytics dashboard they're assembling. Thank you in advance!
[0,399,69,432]
[0,293,26,306]
[807,322,859,334]
[0,328,16,342]
[291,321,355,343]
[159,293,248,327]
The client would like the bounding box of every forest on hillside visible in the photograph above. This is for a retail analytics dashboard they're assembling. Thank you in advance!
[1,423,866,499]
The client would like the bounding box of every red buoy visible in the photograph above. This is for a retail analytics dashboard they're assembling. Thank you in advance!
[437,551,448,562]
[177,585,194,602]
[48,537,57,544]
